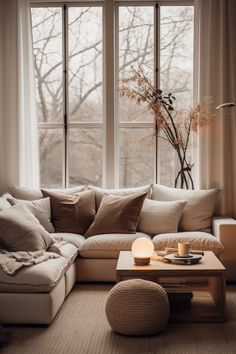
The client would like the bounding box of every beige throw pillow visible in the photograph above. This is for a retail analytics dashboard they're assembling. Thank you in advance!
[0,204,54,251]
[8,184,87,201]
[0,193,12,211]
[41,189,96,235]
[7,197,55,233]
[88,185,151,209]
[138,199,186,235]
[85,192,147,237]
[151,184,218,233]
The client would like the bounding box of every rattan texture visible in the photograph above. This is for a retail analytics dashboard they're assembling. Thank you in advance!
[105,279,170,336]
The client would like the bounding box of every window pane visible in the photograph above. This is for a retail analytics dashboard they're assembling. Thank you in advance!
[31,8,63,123]
[68,7,103,123]
[39,129,63,187]
[119,128,154,188]
[159,5,194,187]
[68,129,102,186]
[118,6,154,123]
[160,6,194,106]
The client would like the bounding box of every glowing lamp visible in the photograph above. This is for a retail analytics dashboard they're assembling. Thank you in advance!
[131,237,154,266]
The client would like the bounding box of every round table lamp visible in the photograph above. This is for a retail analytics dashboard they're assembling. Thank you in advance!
[131,237,154,265]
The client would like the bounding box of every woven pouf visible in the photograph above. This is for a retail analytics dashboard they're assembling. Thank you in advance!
[105,279,170,336]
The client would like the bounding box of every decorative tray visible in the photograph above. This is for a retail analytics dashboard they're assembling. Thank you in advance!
[163,253,202,265]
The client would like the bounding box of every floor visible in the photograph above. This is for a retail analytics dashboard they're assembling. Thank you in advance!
[1,284,236,354]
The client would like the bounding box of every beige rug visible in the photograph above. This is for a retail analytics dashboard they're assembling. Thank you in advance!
[1,284,236,354]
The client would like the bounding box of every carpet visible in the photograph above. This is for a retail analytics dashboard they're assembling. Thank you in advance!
[1,284,236,354]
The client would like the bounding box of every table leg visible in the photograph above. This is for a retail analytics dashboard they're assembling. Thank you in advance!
[209,275,226,321]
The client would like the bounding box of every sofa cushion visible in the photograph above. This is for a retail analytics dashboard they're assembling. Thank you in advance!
[53,233,85,249]
[85,193,147,237]
[137,199,186,235]
[88,185,151,209]
[7,196,55,233]
[0,255,69,293]
[152,232,224,257]
[0,204,54,252]
[8,184,87,201]
[79,232,151,258]
[42,190,96,234]
[151,184,218,233]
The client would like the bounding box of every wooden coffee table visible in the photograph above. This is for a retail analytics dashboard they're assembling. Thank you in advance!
[116,251,226,323]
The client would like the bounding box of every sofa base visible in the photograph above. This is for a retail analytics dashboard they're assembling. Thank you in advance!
[0,263,76,325]
[76,258,117,282]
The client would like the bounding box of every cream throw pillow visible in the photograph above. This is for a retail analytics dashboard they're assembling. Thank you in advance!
[0,193,12,211]
[7,197,55,233]
[8,184,87,201]
[151,184,218,233]
[138,199,186,235]
[85,192,147,237]
[0,204,54,251]
[88,185,151,209]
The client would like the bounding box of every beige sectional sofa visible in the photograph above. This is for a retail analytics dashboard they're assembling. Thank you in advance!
[0,184,235,325]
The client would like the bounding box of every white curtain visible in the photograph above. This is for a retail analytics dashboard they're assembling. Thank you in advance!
[0,0,39,194]
[194,0,236,217]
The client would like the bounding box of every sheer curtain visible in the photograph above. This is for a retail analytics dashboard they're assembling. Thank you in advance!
[0,0,39,194]
[194,0,236,217]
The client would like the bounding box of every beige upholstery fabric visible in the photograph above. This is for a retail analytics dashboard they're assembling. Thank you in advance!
[0,193,12,210]
[138,199,186,235]
[76,258,117,282]
[54,242,79,264]
[42,190,96,234]
[212,217,236,281]
[8,184,87,201]
[0,204,54,251]
[53,233,85,249]
[151,184,218,233]
[45,185,87,195]
[0,277,65,324]
[7,196,55,233]
[80,232,151,259]
[65,262,76,297]
[152,231,224,257]
[105,279,169,336]
[8,185,43,200]
[0,254,69,293]
[85,193,147,237]
[88,185,151,209]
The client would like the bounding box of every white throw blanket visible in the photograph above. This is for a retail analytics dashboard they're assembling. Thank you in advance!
[0,239,68,276]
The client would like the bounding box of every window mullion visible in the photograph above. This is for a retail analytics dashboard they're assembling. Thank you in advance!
[63,4,69,188]
[154,2,160,184]
[104,0,116,188]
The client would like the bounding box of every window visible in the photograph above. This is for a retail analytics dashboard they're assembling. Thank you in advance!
[31,5,103,188]
[31,1,194,188]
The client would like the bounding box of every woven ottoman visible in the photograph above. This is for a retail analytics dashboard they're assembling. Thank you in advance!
[105,279,169,336]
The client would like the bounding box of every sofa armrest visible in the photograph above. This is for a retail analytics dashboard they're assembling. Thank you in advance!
[212,217,236,244]
[212,217,236,281]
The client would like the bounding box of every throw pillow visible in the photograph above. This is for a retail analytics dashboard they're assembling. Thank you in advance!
[88,185,151,209]
[137,199,186,235]
[41,189,96,234]
[0,204,54,252]
[0,194,12,211]
[7,197,55,233]
[151,184,219,233]
[85,192,147,237]
[8,184,87,201]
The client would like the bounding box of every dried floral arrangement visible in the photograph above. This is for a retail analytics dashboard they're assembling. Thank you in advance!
[119,67,212,189]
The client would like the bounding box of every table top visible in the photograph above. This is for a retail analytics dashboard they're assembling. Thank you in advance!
[116,251,225,276]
